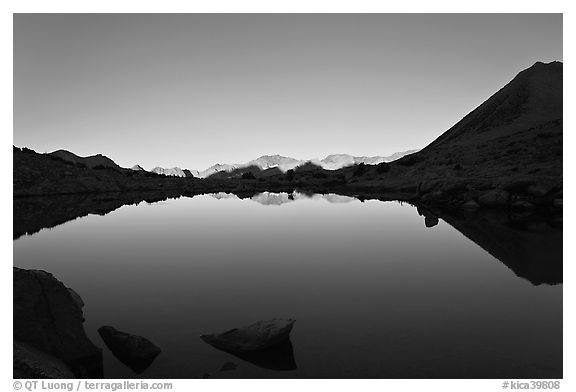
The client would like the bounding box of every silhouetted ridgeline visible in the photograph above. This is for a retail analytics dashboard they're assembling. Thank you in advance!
[13,146,199,196]
[14,62,562,217]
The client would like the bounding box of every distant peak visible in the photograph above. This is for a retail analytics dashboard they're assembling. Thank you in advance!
[256,154,288,160]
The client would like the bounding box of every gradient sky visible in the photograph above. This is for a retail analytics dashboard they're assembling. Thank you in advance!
[14,14,562,171]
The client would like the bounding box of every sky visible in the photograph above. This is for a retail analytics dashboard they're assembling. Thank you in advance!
[13,14,562,171]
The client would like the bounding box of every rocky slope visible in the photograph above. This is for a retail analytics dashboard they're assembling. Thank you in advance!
[338,61,562,213]
[13,147,200,196]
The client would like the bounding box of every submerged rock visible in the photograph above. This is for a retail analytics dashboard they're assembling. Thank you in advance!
[97,326,161,374]
[13,268,103,378]
[200,318,295,352]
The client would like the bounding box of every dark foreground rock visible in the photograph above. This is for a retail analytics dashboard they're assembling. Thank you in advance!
[13,268,103,378]
[14,341,75,379]
[98,326,161,374]
[67,288,84,310]
[201,319,297,371]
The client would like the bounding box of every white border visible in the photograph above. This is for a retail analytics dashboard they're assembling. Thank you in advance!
[3,2,572,392]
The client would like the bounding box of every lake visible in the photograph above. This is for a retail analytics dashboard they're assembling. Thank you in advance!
[13,192,562,378]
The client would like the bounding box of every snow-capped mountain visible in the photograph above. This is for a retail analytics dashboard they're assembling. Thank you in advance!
[246,155,305,172]
[315,151,420,170]
[132,164,196,177]
[195,155,303,178]
[151,167,188,177]
[48,149,417,179]
[195,150,419,178]
[199,163,238,178]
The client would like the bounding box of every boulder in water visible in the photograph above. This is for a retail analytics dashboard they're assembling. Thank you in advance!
[98,326,161,374]
[424,215,439,228]
[200,318,295,352]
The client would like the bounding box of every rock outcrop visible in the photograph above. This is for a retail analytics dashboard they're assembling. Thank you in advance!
[366,61,563,211]
[14,341,75,379]
[13,268,103,378]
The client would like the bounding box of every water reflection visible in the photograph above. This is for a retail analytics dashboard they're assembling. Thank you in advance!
[14,191,562,286]
[227,339,297,371]
[205,339,297,371]
[13,191,562,378]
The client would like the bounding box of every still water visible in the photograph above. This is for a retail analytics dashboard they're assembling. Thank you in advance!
[13,192,562,378]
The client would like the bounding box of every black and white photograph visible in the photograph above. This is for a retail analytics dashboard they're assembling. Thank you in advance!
[8,4,571,390]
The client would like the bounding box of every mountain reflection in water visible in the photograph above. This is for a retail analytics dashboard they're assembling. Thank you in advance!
[13,190,562,378]
[14,191,562,286]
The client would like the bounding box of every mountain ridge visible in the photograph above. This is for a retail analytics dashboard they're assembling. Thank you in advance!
[51,150,418,179]
[14,61,562,212]
[195,150,419,178]
[49,150,121,170]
